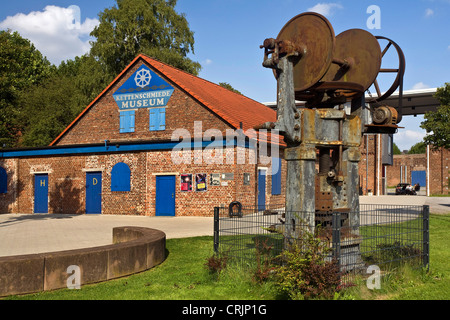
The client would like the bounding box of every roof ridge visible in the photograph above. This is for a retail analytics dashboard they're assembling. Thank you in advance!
[50,53,280,146]
[139,53,267,109]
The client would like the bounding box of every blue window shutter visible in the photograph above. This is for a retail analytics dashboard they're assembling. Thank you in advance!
[150,108,166,131]
[120,111,135,133]
[158,108,166,130]
[149,109,157,131]
[0,167,7,194]
[111,162,131,192]
[271,157,282,195]
[129,111,135,131]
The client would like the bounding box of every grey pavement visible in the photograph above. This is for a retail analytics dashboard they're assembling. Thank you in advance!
[0,215,214,258]
[360,195,450,214]
[0,195,448,258]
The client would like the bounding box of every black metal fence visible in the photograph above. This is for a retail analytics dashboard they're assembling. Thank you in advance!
[214,203,430,282]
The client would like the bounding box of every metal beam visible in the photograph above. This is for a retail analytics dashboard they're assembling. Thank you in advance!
[263,88,440,117]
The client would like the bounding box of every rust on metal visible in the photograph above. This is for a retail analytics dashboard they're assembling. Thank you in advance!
[322,29,382,92]
[256,11,406,237]
[275,12,335,92]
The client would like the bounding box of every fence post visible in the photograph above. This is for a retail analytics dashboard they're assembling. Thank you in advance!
[332,212,341,268]
[214,207,220,253]
[422,205,430,271]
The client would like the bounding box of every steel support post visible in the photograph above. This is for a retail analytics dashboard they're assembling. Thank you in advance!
[332,211,341,267]
[422,205,430,271]
[214,207,220,253]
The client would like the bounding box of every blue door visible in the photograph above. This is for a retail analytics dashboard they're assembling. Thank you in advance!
[86,172,102,214]
[258,170,266,211]
[156,176,176,216]
[34,174,48,214]
[411,171,426,188]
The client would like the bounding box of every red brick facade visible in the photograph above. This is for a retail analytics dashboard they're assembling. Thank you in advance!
[359,134,449,196]
[0,148,285,216]
[0,55,286,216]
[428,147,450,195]
[386,154,426,187]
[55,62,231,146]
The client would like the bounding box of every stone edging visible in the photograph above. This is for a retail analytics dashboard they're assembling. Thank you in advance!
[0,226,166,297]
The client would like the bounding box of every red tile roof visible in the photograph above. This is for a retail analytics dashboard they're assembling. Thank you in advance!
[50,54,282,146]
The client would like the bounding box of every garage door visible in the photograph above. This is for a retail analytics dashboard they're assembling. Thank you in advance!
[411,171,426,188]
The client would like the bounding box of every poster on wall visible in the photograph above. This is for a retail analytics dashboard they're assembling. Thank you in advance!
[180,174,192,192]
[210,173,221,186]
[195,173,207,192]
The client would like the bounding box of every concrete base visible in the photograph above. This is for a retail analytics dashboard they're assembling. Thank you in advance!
[0,227,166,297]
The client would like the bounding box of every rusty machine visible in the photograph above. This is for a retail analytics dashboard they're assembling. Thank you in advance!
[257,12,405,236]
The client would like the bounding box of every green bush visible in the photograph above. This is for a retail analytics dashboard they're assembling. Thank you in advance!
[274,229,343,300]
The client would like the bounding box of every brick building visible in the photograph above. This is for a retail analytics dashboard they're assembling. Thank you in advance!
[385,147,449,196]
[0,54,286,216]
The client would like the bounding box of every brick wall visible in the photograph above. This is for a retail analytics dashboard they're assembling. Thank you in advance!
[429,147,450,195]
[0,159,18,213]
[0,57,288,216]
[1,145,286,216]
[386,154,426,187]
[361,140,449,196]
[55,61,232,146]
[359,134,380,195]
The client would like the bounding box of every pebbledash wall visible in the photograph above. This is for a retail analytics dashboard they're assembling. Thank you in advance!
[0,55,286,216]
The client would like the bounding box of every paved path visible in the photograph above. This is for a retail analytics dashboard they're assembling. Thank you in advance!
[0,215,213,258]
[0,195,448,258]
[360,195,450,214]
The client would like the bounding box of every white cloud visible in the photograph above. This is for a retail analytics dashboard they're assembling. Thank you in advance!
[425,8,434,18]
[411,82,431,90]
[394,130,426,151]
[204,59,213,66]
[0,5,99,65]
[307,3,343,17]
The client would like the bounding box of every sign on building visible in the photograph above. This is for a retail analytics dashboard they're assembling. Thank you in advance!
[113,65,174,110]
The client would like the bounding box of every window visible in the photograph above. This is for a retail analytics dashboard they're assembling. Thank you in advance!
[0,167,6,194]
[149,108,166,131]
[271,157,282,195]
[111,162,131,192]
[120,110,135,133]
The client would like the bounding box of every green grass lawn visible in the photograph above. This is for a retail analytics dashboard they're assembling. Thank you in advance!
[5,214,450,300]
[6,236,278,300]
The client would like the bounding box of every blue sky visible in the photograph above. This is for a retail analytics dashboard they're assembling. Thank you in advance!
[1,0,449,151]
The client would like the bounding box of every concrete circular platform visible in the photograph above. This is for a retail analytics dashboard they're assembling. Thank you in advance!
[0,215,213,258]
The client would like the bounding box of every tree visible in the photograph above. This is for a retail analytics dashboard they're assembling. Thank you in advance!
[408,141,426,154]
[18,55,113,147]
[218,82,242,95]
[0,30,53,147]
[421,83,450,149]
[90,0,201,76]
[393,143,402,155]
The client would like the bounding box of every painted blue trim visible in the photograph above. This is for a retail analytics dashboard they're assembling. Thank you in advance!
[271,157,282,195]
[111,162,131,192]
[0,139,254,159]
[0,167,7,194]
